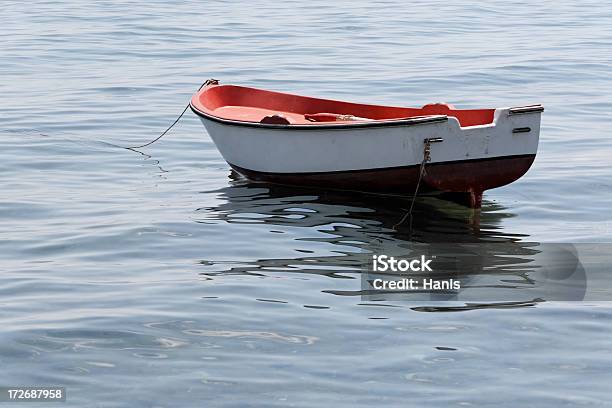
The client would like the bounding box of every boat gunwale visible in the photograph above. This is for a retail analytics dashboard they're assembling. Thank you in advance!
[189,103,449,130]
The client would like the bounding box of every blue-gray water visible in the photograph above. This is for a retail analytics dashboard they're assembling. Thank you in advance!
[2,1,612,407]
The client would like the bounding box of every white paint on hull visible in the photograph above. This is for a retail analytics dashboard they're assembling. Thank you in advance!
[198,109,541,174]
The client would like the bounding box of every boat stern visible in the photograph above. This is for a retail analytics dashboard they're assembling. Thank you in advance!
[423,104,543,208]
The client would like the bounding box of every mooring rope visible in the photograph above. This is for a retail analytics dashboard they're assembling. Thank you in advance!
[126,104,191,150]
[393,137,443,232]
[125,79,218,151]
[393,155,427,232]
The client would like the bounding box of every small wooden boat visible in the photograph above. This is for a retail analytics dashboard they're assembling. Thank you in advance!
[190,79,543,208]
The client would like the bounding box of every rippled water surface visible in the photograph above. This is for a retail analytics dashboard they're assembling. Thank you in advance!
[2,1,612,407]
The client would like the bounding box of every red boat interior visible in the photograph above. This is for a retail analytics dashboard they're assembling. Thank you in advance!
[191,84,496,127]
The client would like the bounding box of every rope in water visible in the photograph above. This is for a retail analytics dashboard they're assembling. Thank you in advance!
[125,79,217,150]
[393,154,427,231]
[393,137,442,232]
[126,104,190,150]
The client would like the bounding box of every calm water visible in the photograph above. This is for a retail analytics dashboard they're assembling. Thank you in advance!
[2,1,612,406]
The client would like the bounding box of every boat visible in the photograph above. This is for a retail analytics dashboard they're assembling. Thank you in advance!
[190,79,543,208]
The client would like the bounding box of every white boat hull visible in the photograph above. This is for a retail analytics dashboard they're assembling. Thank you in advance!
[198,108,540,173]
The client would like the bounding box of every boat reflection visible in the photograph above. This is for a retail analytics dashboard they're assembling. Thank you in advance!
[194,173,585,310]
[199,172,527,241]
